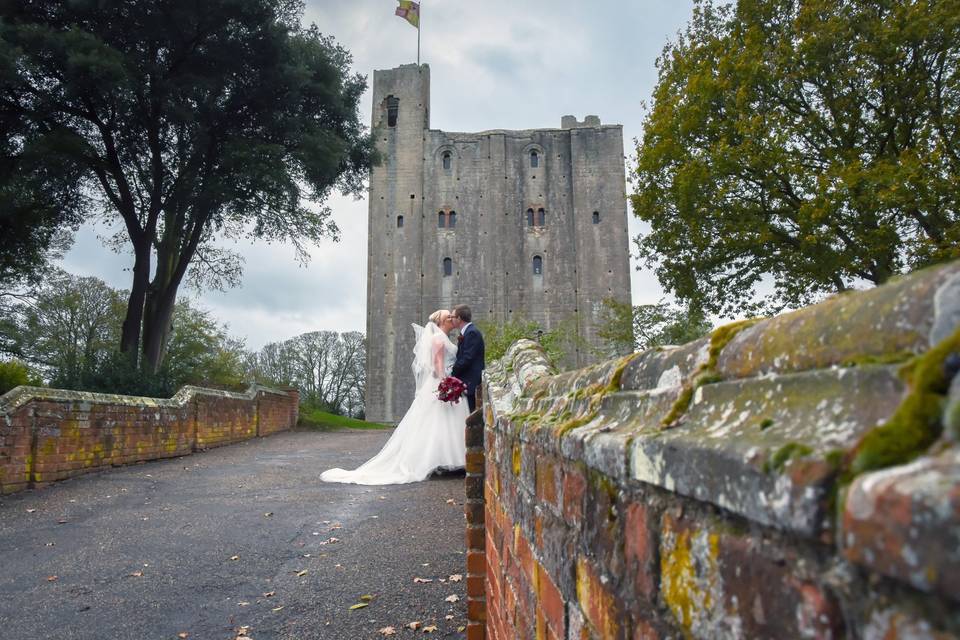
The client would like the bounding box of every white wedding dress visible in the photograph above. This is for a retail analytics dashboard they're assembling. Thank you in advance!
[320,322,468,485]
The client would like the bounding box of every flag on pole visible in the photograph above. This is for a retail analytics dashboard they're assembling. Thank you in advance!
[395,0,420,28]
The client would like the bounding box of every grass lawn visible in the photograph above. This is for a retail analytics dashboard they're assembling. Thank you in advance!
[297,407,392,431]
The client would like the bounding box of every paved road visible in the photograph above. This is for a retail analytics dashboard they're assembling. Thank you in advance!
[0,429,469,640]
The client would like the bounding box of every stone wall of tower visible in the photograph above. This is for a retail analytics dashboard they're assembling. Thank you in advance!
[365,64,429,424]
[366,64,632,424]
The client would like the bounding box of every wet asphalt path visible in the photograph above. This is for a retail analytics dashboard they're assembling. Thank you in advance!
[0,429,468,640]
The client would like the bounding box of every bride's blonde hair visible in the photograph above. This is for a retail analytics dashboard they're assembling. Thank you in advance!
[428,309,448,325]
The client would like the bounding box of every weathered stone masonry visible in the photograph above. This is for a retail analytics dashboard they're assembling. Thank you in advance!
[469,260,960,639]
[366,63,632,423]
[0,384,299,495]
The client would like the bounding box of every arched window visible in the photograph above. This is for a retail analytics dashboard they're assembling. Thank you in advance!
[386,95,399,127]
[448,211,457,228]
[442,151,452,171]
[526,208,535,227]
[397,215,404,228]
[533,255,543,275]
[438,211,446,228]
[443,257,453,277]
[592,211,600,224]
[530,150,539,168]
[537,208,545,226]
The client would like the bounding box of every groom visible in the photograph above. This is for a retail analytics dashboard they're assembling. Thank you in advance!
[451,304,485,412]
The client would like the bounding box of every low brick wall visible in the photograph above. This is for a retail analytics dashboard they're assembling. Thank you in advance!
[469,260,960,639]
[0,384,299,494]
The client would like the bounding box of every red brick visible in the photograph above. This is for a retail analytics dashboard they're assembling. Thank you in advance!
[536,456,559,509]
[468,597,487,621]
[466,622,485,640]
[562,465,586,524]
[536,563,566,639]
[624,503,656,599]
[632,619,659,640]
[466,450,485,473]
[467,574,485,598]
[576,556,621,640]
[467,525,485,550]
[468,550,486,575]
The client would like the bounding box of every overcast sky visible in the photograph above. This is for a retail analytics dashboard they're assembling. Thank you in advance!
[59,0,698,351]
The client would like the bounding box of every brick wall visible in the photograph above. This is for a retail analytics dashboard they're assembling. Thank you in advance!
[469,260,960,639]
[0,384,299,494]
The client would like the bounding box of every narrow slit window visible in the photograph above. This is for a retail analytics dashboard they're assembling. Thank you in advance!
[530,150,539,168]
[386,96,399,127]
[533,255,543,275]
[526,208,535,227]
[592,211,600,224]
[397,215,404,228]
[448,211,457,228]
[537,208,545,226]
[442,152,452,171]
[438,211,446,228]
[443,257,453,277]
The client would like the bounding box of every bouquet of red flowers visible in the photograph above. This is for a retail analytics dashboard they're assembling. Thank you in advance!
[437,376,467,404]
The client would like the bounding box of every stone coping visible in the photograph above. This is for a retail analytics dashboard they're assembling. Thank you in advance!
[483,259,960,541]
[0,383,293,416]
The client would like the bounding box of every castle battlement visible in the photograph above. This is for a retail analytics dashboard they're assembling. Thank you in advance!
[365,64,632,423]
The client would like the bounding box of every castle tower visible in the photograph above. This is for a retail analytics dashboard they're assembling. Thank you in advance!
[365,64,632,424]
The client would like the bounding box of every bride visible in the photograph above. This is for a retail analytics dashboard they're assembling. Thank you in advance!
[320,310,469,485]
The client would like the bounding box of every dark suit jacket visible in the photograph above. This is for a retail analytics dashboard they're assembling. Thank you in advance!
[452,323,485,396]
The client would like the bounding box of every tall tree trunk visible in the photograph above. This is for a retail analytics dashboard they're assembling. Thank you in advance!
[120,240,152,367]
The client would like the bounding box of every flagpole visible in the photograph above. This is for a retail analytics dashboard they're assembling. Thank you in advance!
[417,1,421,65]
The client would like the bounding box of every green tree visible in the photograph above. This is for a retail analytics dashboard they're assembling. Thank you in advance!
[632,0,960,316]
[7,269,125,388]
[0,0,376,372]
[0,359,41,395]
[477,315,586,369]
[597,298,713,353]
[248,329,366,417]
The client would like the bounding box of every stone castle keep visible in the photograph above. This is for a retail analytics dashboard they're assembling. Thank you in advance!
[365,64,632,423]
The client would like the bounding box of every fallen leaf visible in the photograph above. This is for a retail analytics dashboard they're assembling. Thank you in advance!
[57,519,68,524]
[45,542,55,547]
[378,627,397,636]
[379,495,386,500]
[445,594,460,603]
[421,562,430,566]
[423,625,438,633]
[235,626,250,638]
[295,570,308,577]
[263,591,276,597]
[178,633,189,639]
[349,602,368,610]
[360,594,374,601]
[446,499,455,505]
[407,621,422,630]
[272,605,285,612]
[229,555,240,561]
[26,508,36,513]
[46,575,58,582]
[264,512,273,517]
[458,626,466,632]
[237,601,250,606]
[445,615,454,620]
[448,574,463,582]
[413,577,433,583]
[130,570,143,577]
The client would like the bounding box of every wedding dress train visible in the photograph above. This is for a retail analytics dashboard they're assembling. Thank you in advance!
[320,322,468,485]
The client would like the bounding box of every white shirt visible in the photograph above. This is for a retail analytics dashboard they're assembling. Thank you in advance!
[460,322,473,336]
